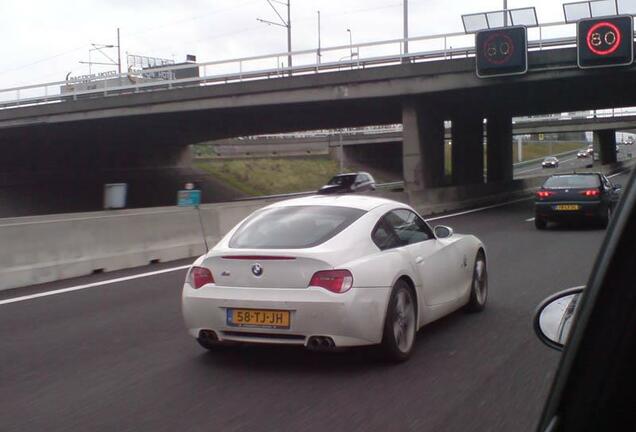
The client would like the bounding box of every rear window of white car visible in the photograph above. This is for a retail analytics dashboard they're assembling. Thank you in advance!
[229,205,365,249]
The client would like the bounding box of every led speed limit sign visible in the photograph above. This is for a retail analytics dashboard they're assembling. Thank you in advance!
[577,16,633,69]
[476,26,528,78]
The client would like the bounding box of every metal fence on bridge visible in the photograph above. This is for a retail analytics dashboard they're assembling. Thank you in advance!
[0,19,621,111]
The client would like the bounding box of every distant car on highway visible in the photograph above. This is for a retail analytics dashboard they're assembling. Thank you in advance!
[577,150,589,158]
[317,172,376,194]
[542,156,560,168]
[534,173,621,229]
[182,195,487,361]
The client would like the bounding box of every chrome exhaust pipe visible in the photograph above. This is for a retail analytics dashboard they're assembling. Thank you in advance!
[307,336,335,350]
[199,329,219,342]
[307,336,321,349]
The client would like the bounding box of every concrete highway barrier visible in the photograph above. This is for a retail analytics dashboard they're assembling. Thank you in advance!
[0,200,273,291]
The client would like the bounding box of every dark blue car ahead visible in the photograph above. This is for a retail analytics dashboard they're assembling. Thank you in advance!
[534,173,621,229]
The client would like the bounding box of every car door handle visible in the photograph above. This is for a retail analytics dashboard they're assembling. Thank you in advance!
[415,257,424,264]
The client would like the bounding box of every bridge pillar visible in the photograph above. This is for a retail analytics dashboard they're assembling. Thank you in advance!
[451,114,484,185]
[594,129,617,165]
[486,115,513,183]
[402,100,445,196]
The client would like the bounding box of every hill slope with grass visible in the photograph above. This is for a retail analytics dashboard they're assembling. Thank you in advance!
[194,156,396,196]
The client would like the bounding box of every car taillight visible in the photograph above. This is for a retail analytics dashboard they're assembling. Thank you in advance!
[581,189,600,197]
[536,190,554,198]
[188,266,214,289]
[309,270,353,293]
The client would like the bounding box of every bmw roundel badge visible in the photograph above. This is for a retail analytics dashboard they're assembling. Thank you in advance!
[251,263,263,277]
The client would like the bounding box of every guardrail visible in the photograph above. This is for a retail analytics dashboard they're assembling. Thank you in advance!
[0,20,596,111]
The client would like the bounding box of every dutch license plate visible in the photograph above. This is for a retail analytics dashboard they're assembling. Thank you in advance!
[226,309,290,329]
[555,204,580,211]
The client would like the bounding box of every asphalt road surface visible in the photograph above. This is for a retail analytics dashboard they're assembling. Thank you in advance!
[515,144,633,178]
[0,170,630,432]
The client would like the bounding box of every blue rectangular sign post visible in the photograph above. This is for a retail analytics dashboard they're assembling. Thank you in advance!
[177,190,202,207]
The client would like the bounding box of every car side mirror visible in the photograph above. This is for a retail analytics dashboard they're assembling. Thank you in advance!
[533,287,584,351]
[434,225,453,239]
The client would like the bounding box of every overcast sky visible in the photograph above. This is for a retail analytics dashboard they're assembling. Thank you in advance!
[0,1,592,89]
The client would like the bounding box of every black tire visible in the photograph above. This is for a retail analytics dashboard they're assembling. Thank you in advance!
[535,217,547,230]
[465,251,488,313]
[381,280,417,362]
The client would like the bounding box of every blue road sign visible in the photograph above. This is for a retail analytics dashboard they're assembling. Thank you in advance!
[177,189,202,207]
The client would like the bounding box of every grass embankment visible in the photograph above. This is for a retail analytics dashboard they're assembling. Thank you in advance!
[195,142,585,196]
[194,157,345,196]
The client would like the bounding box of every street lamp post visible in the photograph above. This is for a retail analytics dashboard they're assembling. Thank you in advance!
[403,0,408,56]
[503,0,508,26]
[317,10,321,64]
[83,43,116,75]
[286,0,291,72]
[117,28,121,74]
[79,29,121,75]
[347,29,353,60]
[257,0,292,76]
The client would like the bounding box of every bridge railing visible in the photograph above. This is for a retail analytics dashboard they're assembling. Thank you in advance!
[0,20,599,111]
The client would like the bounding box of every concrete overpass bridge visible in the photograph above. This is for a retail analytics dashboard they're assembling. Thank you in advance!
[1,20,635,214]
[207,111,636,154]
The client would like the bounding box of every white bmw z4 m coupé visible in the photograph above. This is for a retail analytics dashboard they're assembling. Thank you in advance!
[182,195,487,361]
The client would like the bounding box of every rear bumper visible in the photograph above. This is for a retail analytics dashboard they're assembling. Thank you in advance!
[182,284,392,347]
[535,201,604,220]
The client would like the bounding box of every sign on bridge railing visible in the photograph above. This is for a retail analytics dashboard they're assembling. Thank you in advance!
[577,15,634,68]
[475,26,528,78]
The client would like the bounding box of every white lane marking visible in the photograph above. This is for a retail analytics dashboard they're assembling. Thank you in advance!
[425,197,532,222]
[525,217,535,222]
[608,171,628,179]
[0,265,190,306]
[516,166,543,174]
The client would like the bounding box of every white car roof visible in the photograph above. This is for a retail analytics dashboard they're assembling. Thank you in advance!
[264,194,401,211]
